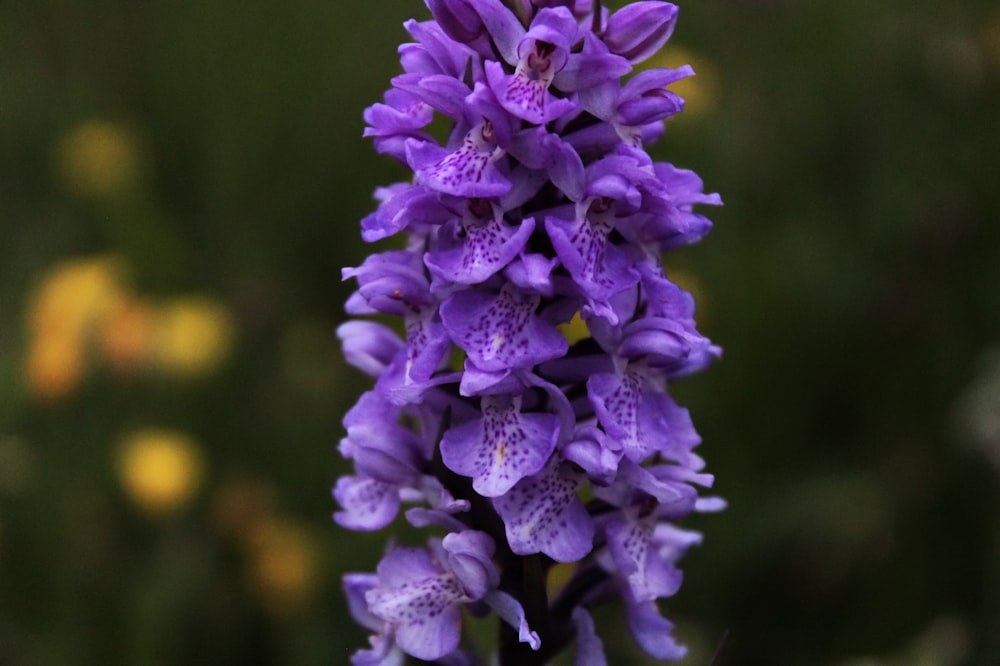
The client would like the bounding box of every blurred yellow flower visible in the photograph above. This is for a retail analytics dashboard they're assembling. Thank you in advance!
[99,295,156,373]
[643,45,719,120]
[558,311,591,346]
[24,337,86,402]
[55,120,139,200]
[116,428,204,516]
[24,255,125,400]
[247,519,320,616]
[27,255,124,342]
[153,297,234,376]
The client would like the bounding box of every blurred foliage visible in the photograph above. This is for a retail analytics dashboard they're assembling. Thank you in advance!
[1,0,999,664]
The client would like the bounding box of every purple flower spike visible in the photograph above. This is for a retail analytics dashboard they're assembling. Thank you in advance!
[339,1,722,662]
[440,393,560,497]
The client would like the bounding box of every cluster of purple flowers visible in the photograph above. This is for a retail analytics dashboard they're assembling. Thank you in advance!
[336,1,722,663]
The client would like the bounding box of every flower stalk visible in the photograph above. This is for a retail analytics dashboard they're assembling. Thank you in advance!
[335,1,723,663]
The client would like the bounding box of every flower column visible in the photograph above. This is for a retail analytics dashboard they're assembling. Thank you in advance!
[336,1,723,663]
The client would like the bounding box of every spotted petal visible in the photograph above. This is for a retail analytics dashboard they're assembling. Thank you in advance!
[589,368,687,463]
[440,283,568,373]
[366,549,467,662]
[440,394,559,497]
[605,509,683,602]
[425,206,535,285]
[546,213,640,317]
[493,458,594,561]
[407,129,510,198]
[333,476,401,531]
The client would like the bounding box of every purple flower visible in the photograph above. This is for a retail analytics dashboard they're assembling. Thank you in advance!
[484,7,579,124]
[363,532,538,661]
[338,0,722,662]
[425,198,535,286]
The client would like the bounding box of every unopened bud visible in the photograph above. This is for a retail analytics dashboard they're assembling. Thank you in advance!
[603,1,679,64]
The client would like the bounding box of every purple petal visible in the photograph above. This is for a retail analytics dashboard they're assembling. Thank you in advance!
[606,510,683,601]
[407,130,511,198]
[440,394,560,497]
[457,362,514,396]
[350,632,404,666]
[486,59,577,125]
[440,284,568,373]
[403,305,451,383]
[342,250,432,316]
[344,573,382,632]
[337,320,405,378]
[545,213,640,321]
[402,19,473,79]
[503,252,560,297]
[391,73,471,120]
[587,370,652,462]
[442,530,499,599]
[493,459,594,561]
[572,608,608,666]
[508,128,585,201]
[334,476,401,531]
[603,2,679,64]
[367,549,466,661]
[425,203,535,285]
[561,424,622,485]
[473,0,525,63]
[624,596,687,660]
[554,36,632,91]
[483,589,541,651]
[425,0,493,53]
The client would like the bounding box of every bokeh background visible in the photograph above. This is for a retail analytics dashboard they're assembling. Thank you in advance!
[2,0,999,664]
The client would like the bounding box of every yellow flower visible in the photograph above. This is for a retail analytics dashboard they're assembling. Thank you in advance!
[99,295,156,373]
[153,297,234,376]
[24,256,124,400]
[116,429,204,516]
[247,519,320,616]
[55,120,139,200]
[27,255,124,341]
[24,336,86,401]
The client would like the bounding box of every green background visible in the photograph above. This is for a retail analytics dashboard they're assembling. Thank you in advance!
[1,0,998,663]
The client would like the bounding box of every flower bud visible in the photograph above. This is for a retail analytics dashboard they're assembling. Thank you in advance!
[603,1,679,64]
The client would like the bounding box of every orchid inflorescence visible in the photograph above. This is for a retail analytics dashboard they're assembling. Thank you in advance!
[335,1,722,663]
